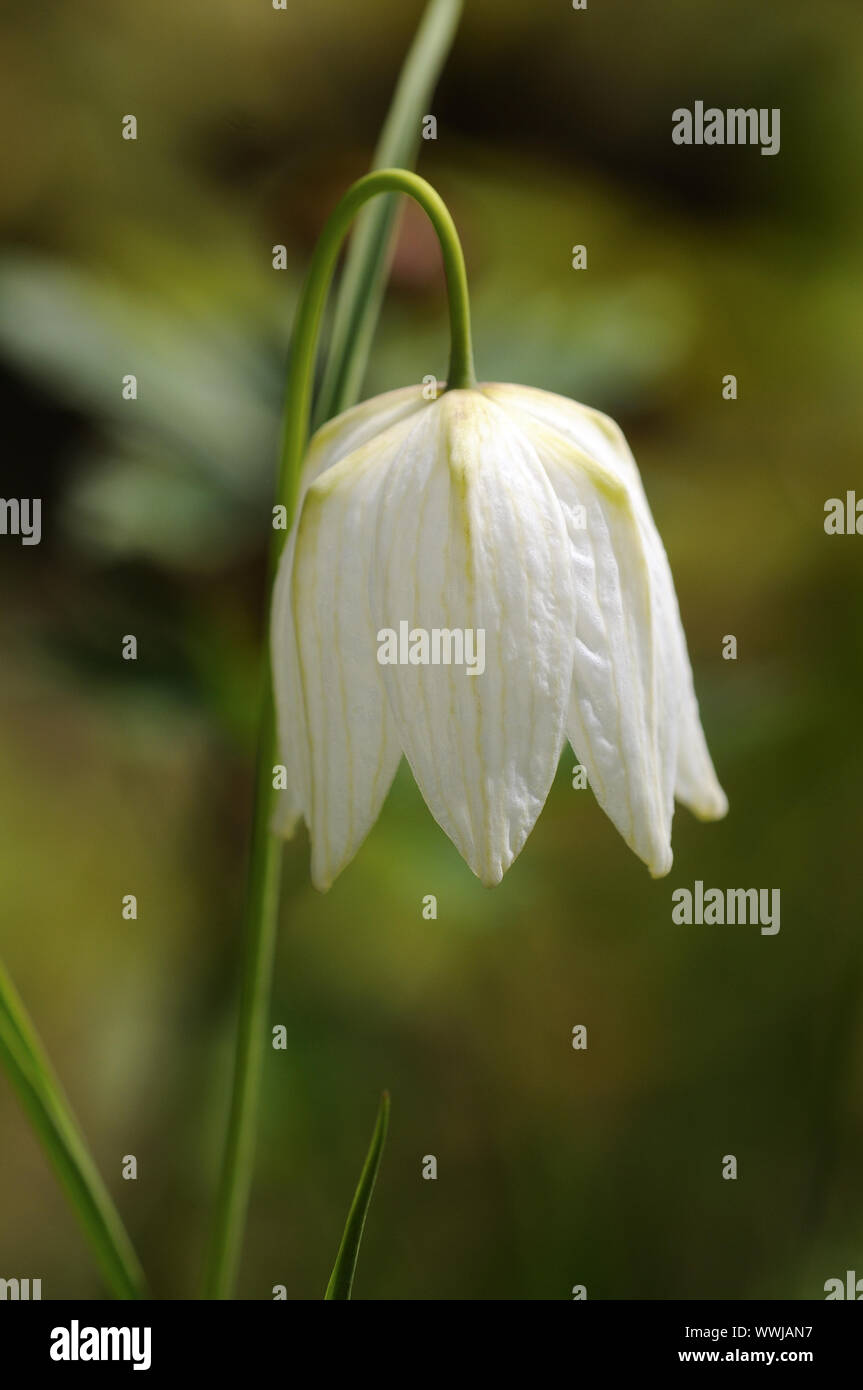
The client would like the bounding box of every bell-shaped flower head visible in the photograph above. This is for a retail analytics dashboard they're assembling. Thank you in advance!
[271,381,727,889]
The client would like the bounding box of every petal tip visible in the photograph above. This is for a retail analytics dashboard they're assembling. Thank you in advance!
[463,844,509,888]
[648,847,674,879]
[310,866,334,893]
[309,844,339,893]
[271,799,304,841]
[689,786,729,823]
[477,863,505,889]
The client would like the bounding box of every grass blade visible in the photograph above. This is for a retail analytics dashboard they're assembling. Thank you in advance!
[325,1091,390,1300]
[313,0,463,427]
[0,959,147,1300]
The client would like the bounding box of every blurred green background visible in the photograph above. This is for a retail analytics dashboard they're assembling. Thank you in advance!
[1,0,862,1300]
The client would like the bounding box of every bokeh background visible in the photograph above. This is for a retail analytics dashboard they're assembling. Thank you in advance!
[1,0,862,1300]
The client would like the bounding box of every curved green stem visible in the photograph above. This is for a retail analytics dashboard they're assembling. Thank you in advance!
[282,168,476,535]
[314,0,465,427]
[203,169,476,1300]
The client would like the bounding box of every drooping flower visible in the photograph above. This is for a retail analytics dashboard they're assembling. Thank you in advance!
[271,382,727,890]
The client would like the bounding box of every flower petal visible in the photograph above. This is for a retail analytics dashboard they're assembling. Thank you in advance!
[515,416,676,876]
[270,386,426,836]
[289,411,428,888]
[576,405,728,821]
[675,668,729,820]
[370,390,575,886]
[487,384,726,838]
[305,384,429,477]
[484,388,679,873]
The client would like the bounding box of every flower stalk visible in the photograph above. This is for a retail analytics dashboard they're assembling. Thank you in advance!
[314,0,464,426]
[202,170,475,1300]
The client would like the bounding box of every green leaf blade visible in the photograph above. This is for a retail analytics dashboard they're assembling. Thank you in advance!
[0,960,147,1300]
[325,1091,391,1301]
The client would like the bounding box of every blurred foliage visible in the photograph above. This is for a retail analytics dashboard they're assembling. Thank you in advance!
[0,0,862,1300]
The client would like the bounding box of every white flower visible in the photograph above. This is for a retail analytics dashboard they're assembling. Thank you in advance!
[271,383,727,890]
